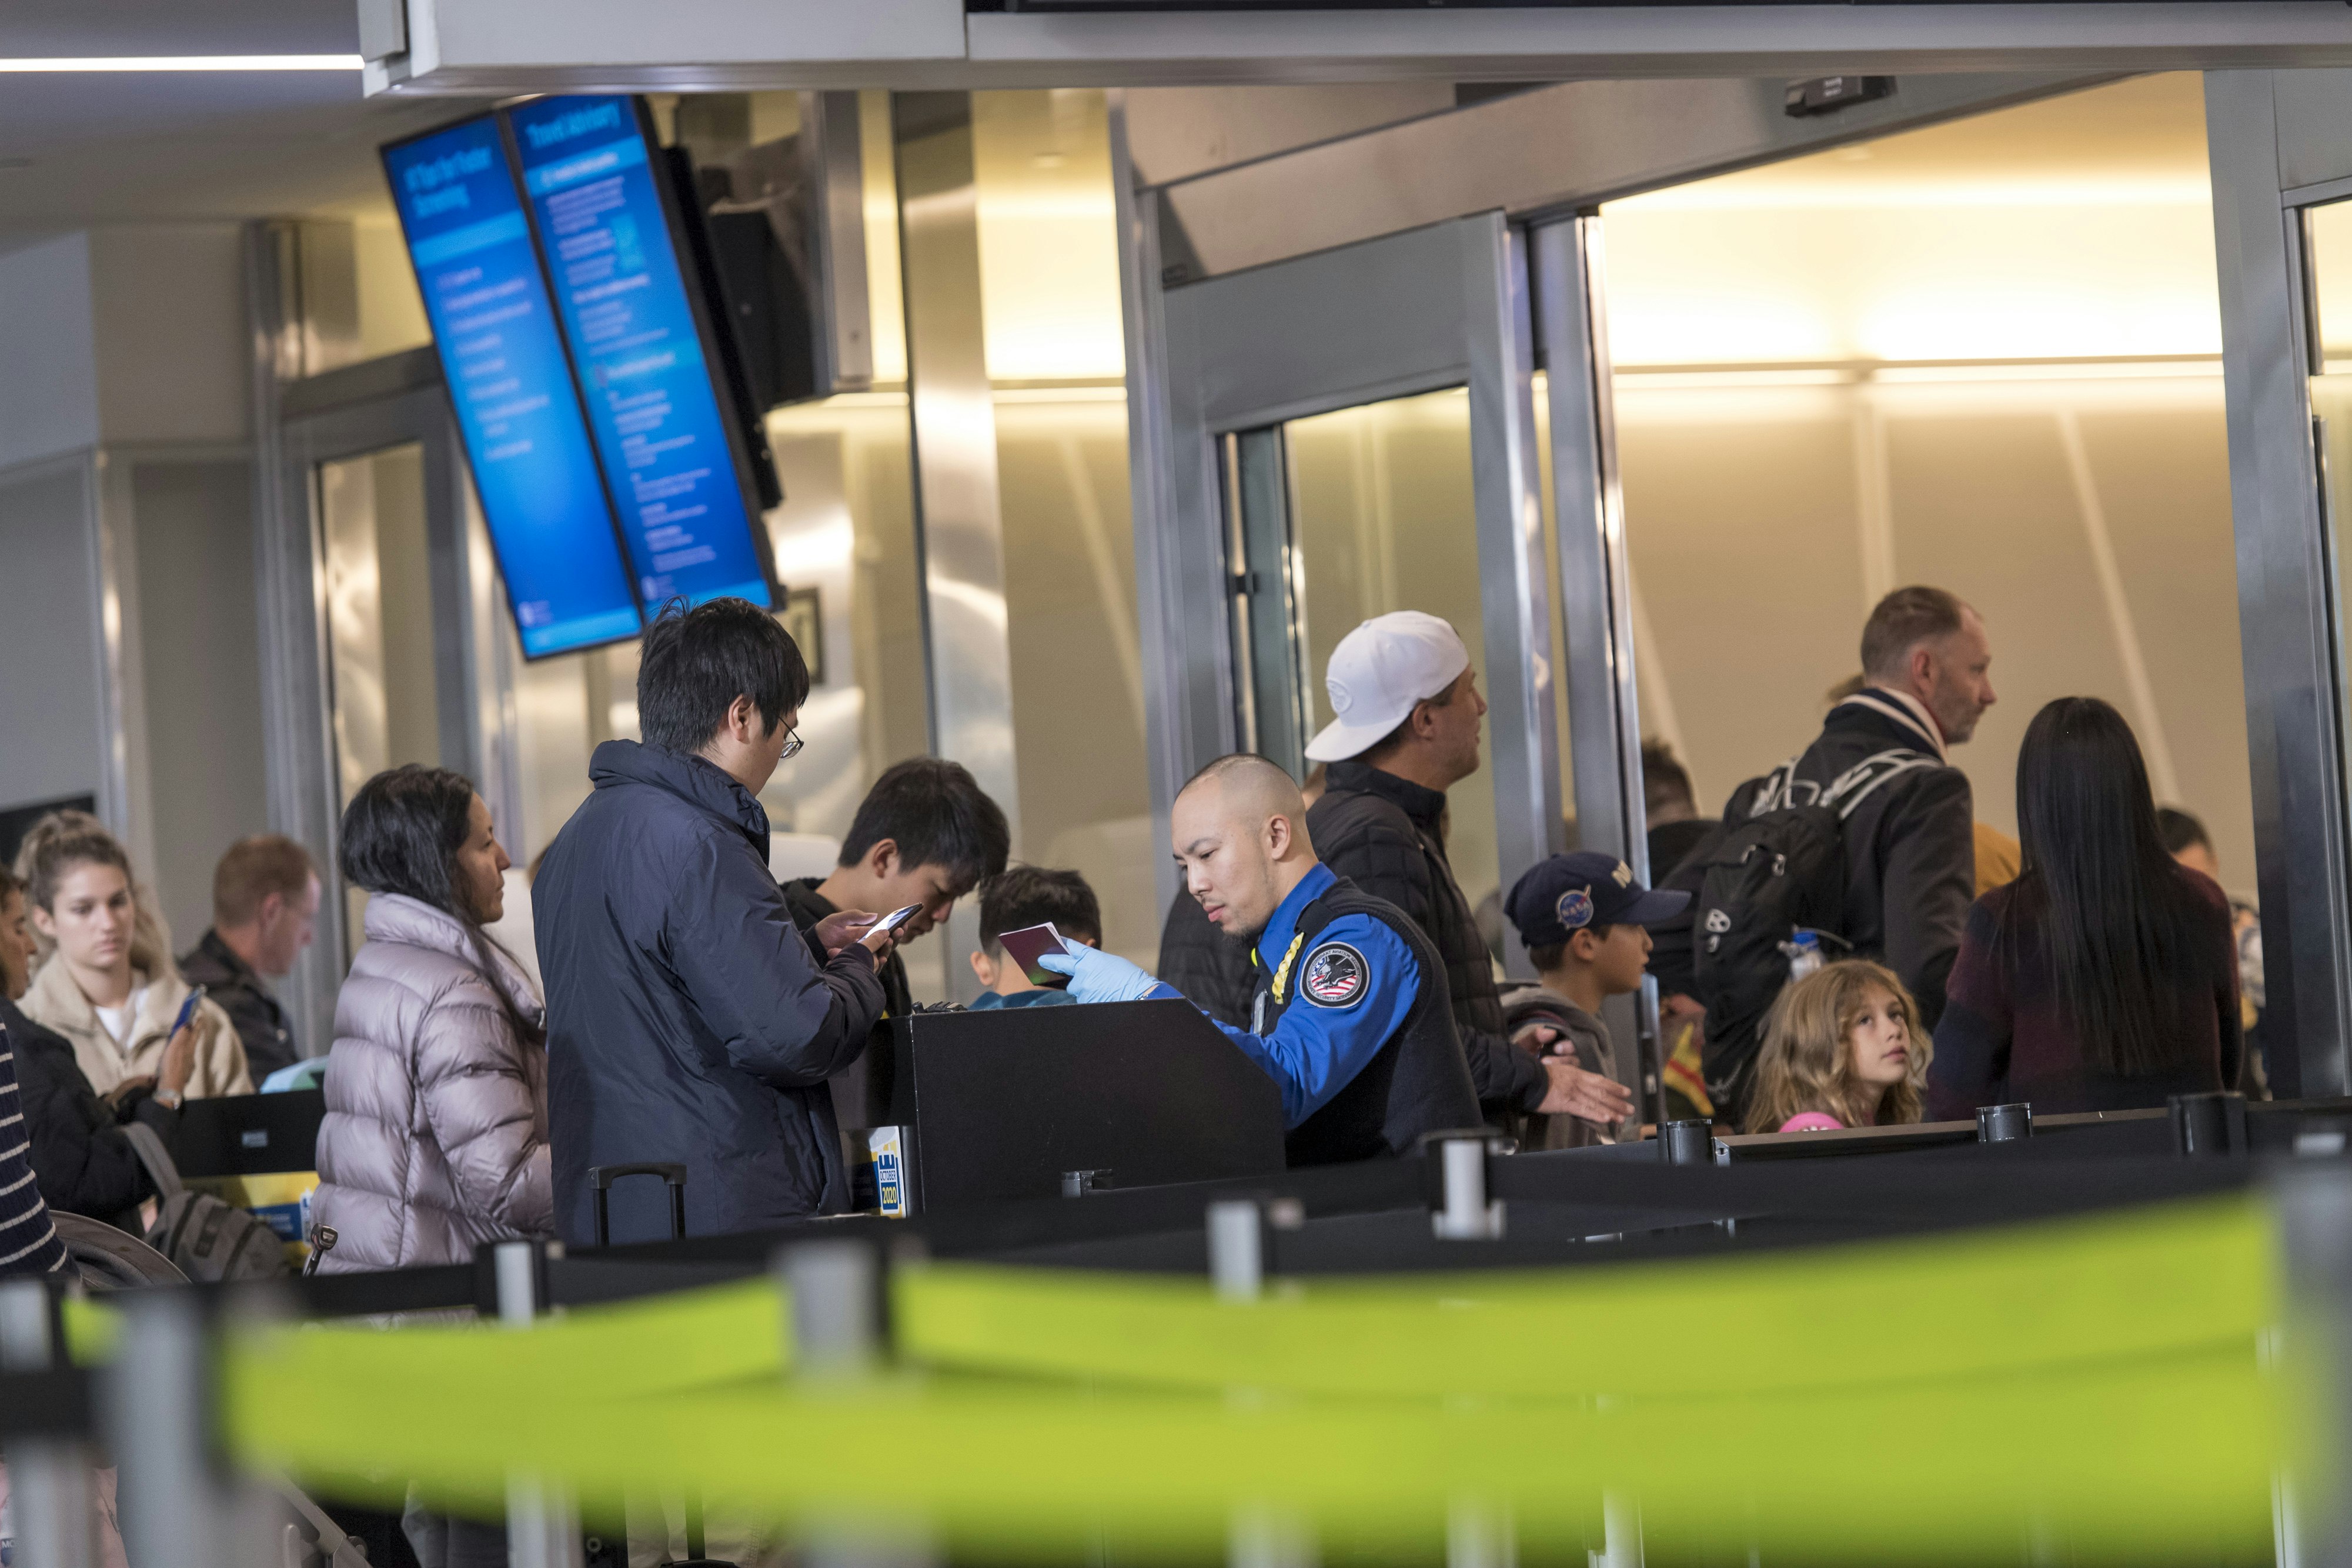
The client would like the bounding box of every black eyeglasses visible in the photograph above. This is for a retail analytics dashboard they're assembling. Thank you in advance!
[779,727,805,761]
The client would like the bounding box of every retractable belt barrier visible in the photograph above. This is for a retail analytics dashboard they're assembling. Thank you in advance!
[21,1126,2347,1566]
[185,1185,2291,1562]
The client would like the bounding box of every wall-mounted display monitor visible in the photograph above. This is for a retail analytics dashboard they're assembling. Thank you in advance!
[381,116,644,659]
[506,95,778,616]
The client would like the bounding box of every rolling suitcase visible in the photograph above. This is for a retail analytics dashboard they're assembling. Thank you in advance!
[583,1163,732,1568]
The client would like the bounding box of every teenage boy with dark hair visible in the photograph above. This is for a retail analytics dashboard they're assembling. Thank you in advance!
[779,758,1011,1122]
[968,866,1100,1010]
[537,598,897,1244]
[1502,851,1689,1148]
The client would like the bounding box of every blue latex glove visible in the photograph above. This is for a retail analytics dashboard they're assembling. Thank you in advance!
[1037,943,1166,1004]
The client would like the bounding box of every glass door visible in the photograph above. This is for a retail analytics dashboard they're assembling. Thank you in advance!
[316,440,443,959]
[265,366,476,1045]
[1155,212,1558,975]
[1224,389,1499,908]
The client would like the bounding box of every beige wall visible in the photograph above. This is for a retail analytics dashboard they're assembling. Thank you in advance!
[1601,73,2256,894]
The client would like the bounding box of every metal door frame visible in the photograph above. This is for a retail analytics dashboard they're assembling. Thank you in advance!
[256,348,483,1051]
[2207,69,2352,1098]
[1139,212,1559,962]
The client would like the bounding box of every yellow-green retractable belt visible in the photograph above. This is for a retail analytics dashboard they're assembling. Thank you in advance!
[206,1192,2286,1560]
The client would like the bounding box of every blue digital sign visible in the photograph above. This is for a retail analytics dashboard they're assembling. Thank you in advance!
[382,116,643,658]
[506,95,774,615]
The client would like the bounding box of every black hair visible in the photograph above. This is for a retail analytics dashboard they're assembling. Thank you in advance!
[838,758,1010,893]
[2006,697,2210,1078]
[2156,807,2211,859]
[636,597,811,755]
[339,765,482,922]
[1530,925,1619,974]
[1641,738,1695,816]
[979,865,1102,953]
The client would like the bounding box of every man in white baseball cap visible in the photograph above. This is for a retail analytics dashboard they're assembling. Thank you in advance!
[1305,612,1634,1138]
[1304,610,1476,767]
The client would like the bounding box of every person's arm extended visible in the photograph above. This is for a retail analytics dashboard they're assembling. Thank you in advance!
[1923,899,2011,1121]
[1462,1024,1547,1112]
[1878,767,1976,1031]
[669,833,888,1090]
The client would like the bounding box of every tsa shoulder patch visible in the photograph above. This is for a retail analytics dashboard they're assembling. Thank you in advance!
[1299,940,1371,1009]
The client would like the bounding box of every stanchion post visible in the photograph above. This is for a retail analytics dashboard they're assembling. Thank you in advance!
[1975,1103,2032,1143]
[1655,1120,1712,1167]
[1207,1199,1265,1300]
[103,1286,269,1568]
[783,1239,884,1378]
[2276,1164,2352,1568]
[1595,1492,1644,1568]
[1228,1503,1318,1568]
[1428,1134,1506,1239]
[2170,1092,2249,1157]
[1,1278,91,1568]
[495,1239,584,1568]
[779,1240,932,1568]
[1446,1497,1516,1568]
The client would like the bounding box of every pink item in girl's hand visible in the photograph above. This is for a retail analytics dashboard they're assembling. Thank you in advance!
[1778,1111,1845,1132]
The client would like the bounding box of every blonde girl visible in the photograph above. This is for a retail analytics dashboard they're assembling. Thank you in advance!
[1745,959,1932,1134]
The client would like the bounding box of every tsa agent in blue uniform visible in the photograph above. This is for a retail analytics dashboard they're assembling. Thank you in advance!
[1044,754,1479,1165]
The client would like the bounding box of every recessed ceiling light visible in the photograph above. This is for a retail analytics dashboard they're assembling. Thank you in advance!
[0,55,363,72]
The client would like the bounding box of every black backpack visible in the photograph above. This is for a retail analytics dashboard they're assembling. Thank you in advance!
[1689,748,1934,1123]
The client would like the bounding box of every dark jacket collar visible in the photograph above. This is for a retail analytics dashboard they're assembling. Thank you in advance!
[589,740,771,859]
[1823,687,1945,758]
[196,927,260,988]
[1324,759,1445,833]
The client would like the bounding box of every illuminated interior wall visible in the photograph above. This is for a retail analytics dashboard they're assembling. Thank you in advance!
[1599,73,2256,892]
[973,89,1154,968]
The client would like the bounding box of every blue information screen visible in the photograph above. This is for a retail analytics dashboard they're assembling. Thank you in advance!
[382,117,643,658]
[506,95,774,614]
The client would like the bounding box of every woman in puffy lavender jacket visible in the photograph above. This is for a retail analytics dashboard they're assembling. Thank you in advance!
[313,764,550,1273]
[313,765,548,1567]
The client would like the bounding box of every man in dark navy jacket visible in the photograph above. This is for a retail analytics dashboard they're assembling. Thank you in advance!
[536,599,895,1245]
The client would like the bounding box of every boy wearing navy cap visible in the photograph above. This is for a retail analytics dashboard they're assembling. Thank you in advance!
[1503,851,1690,1148]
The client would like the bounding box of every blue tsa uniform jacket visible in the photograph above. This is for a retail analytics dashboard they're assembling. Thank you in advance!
[1160,864,1480,1167]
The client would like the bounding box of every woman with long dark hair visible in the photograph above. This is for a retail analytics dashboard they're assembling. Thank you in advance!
[1926,697,2239,1118]
[313,765,549,1271]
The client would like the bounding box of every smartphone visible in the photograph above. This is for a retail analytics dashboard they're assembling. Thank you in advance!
[864,904,922,945]
[996,922,1074,989]
[170,985,206,1035]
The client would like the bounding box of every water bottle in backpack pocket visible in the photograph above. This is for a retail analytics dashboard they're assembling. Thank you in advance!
[1689,748,1932,1125]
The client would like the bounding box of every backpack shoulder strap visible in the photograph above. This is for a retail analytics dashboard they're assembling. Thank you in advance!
[1746,757,1805,818]
[118,1121,185,1201]
[1819,749,1938,821]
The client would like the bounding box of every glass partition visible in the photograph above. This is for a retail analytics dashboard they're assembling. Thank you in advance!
[1598,73,2253,899]
[2304,198,2352,822]
[1239,388,1501,918]
[317,442,437,956]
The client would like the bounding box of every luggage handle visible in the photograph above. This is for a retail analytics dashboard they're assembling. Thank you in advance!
[587,1162,687,1247]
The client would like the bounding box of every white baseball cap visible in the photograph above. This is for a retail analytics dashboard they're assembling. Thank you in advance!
[1304,611,1472,763]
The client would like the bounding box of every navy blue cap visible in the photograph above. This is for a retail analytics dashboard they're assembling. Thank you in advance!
[1505,851,1690,948]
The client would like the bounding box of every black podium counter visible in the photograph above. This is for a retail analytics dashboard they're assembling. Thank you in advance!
[867,996,1285,1215]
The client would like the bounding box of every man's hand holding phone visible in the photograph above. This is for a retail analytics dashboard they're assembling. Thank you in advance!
[861,904,920,958]
[817,904,920,968]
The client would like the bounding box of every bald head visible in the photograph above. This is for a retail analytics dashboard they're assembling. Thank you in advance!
[1171,754,1318,940]
[1180,753,1308,833]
